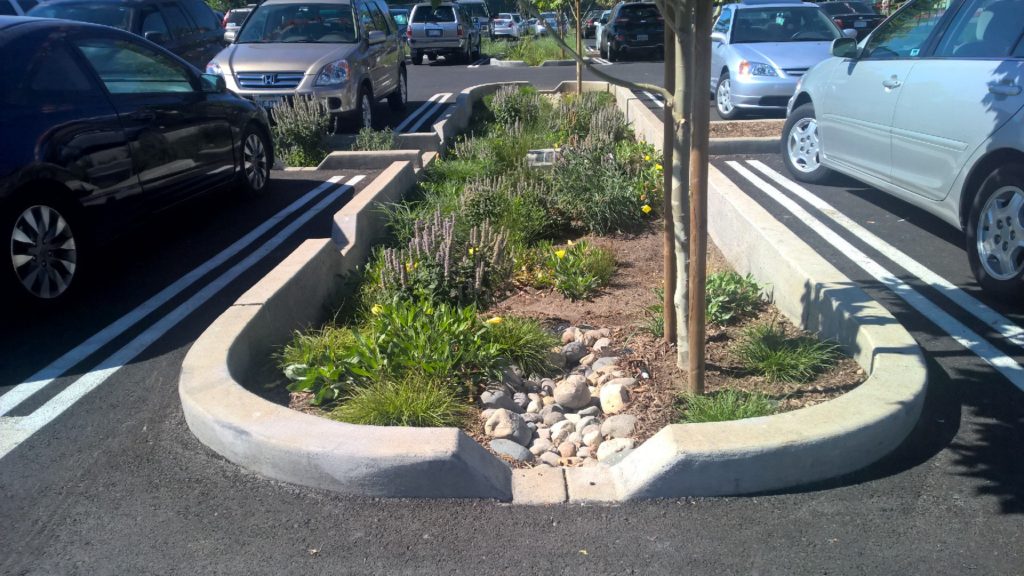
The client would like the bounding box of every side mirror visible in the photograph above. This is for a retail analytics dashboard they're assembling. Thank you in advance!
[832,37,859,59]
[367,29,386,44]
[144,31,166,44]
[842,28,859,39]
[711,31,726,43]
[200,73,226,93]
[223,29,237,42]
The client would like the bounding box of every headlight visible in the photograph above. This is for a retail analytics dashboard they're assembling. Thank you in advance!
[206,61,224,75]
[314,59,350,87]
[738,60,777,77]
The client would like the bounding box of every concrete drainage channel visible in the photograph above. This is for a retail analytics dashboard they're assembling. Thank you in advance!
[179,81,927,504]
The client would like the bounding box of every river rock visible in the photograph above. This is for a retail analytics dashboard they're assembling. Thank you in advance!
[576,416,600,433]
[593,337,612,352]
[562,327,580,344]
[529,438,554,456]
[592,356,620,371]
[558,441,577,458]
[582,427,603,448]
[599,382,630,415]
[562,341,587,365]
[579,406,601,417]
[538,452,561,467]
[553,374,590,409]
[484,409,531,446]
[604,377,638,390]
[491,439,534,463]
[549,420,575,444]
[480,389,519,412]
[601,414,638,439]
[542,410,566,426]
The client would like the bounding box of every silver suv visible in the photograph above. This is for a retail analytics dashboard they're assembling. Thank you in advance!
[783,0,1024,295]
[207,0,407,129]
[407,1,481,65]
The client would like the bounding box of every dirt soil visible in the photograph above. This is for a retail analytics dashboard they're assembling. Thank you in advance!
[710,119,784,139]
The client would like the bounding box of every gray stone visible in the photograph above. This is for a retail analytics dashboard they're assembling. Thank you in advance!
[512,392,529,409]
[529,438,554,456]
[502,368,524,390]
[537,428,551,440]
[521,412,541,423]
[479,408,496,421]
[564,413,581,424]
[491,439,534,463]
[549,420,576,445]
[592,356,620,371]
[553,375,590,409]
[526,400,541,414]
[567,431,582,445]
[484,409,532,446]
[576,416,600,434]
[539,404,564,418]
[546,350,567,369]
[538,452,561,467]
[579,406,601,417]
[582,427,603,448]
[578,446,592,459]
[593,337,612,351]
[579,353,597,367]
[525,422,537,431]
[562,341,587,365]
[600,414,638,439]
[600,447,634,466]
[599,382,630,415]
[581,329,603,347]
[596,438,634,462]
[542,411,566,426]
[480,389,518,412]
[605,377,638,390]
[558,441,577,458]
[561,327,579,344]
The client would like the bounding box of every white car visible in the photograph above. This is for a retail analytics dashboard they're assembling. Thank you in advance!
[783,0,1024,295]
[491,12,521,39]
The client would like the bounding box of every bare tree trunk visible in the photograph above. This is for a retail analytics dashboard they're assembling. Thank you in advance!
[673,12,693,370]
[575,0,582,94]
[662,16,677,345]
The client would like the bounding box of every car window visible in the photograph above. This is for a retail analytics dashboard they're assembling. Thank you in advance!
[74,36,194,94]
[389,10,407,26]
[161,4,195,37]
[366,1,389,33]
[713,6,732,34]
[731,7,839,43]
[460,2,487,20]
[934,0,1024,58]
[141,8,170,36]
[821,2,876,15]
[618,4,660,19]
[862,0,951,59]
[181,0,219,32]
[0,0,16,15]
[236,3,358,43]
[28,3,132,30]
[411,5,454,23]
[226,8,250,25]
[4,41,102,106]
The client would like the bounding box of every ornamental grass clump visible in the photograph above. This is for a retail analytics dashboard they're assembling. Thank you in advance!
[490,85,544,127]
[678,389,777,423]
[735,321,839,383]
[460,175,552,248]
[270,95,329,167]
[330,373,468,427]
[543,240,616,301]
[353,127,396,151]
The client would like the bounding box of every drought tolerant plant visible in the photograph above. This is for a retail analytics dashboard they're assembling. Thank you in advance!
[677,389,777,423]
[735,321,839,383]
[460,175,552,248]
[706,271,763,326]
[489,85,545,127]
[544,240,616,301]
[270,96,329,167]
[503,34,577,66]
[483,316,559,377]
[353,127,396,151]
[330,372,469,427]
[642,287,665,338]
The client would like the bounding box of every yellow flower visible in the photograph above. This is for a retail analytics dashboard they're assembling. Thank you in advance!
[642,205,652,214]
[555,249,566,259]
[468,247,475,256]
[370,304,384,315]
[485,316,503,326]
[655,163,663,171]
[644,154,652,162]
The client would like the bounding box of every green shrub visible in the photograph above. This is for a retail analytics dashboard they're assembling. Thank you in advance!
[330,373,468,427]
[706,271,763,325]
[556,91,624,142]
[502,35,575,66]
[551,153,649,234]
[270,96,329,167]
[482,316,558,377]
[678,389,776,423]
[545,240,616,300]
[460,175,552,248]
[489,85,544,127]
[735,322,839,383]
[353,127,396,151]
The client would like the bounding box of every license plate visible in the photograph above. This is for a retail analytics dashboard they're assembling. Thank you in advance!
[426,28,442,37]
[854,21,867,27]
[637,34,648,41]
[257,95,284,109]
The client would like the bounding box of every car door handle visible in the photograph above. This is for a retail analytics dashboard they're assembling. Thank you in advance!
[129,110,156,121]
[989,82,1022,96]
[882,77,902,89]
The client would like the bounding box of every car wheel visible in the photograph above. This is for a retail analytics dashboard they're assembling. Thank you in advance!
[781,102,831,184]
[239,125,271,194]
[355,84,375,129]
[428,53,437,62]
[3,196,83,304]
[715,73,743,120]
[388,67,407,111]
[966,164,1024,298]
[412,51,423,65]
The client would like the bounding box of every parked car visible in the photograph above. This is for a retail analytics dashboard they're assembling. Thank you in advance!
[582,8,602,38]
[491,11,520,39]
[598,1,663,62]
[0,17,272,304]
[709,0,855,119]
[456,0,489,37]
[29,0,226,69]
[407,1,480,64]
[818,1,884,38]
[535,11,565,36]
[0,0,38,15]
[783,0,1024,295]
[222,5,253,42]
[389,6,409,51]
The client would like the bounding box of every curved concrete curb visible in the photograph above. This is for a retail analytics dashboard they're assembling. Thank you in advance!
[708,136,781,156]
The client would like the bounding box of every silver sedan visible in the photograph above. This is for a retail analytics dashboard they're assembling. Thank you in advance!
[782,0,1024,296]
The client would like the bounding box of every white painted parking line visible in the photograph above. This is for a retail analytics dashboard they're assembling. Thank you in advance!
[468,57,488,68]
[0,175,366,460]
[393,93,444,133]
[726,161,1024,392]
[640,90,665,108]
[403,93,453,133]
[591,57,612,65]
[748,160,1024,351]
[0,175,344,418]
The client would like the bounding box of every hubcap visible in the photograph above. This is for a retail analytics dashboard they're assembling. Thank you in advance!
[717,79,733,114]
[787,117,821,173]
[243,133,267,191]
[361,94,372,128]
[10,204,77,299]
[401,75,407,103]
[977,185,1024,281]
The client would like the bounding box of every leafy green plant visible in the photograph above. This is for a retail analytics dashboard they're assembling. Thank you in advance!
[735,322,839,383]
[353,127,396,151]
[502,34,577,66]
[642,288,665,338]
[677,389,777,423]
[706,271,763,325]
[330,373,468,427]
[482,316,558,377]
[489,85,544,127]
[270,95,329,167]
[545,240,616,300]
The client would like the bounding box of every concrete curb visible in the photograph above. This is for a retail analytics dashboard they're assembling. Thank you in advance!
[708,137,781,156]
[489,57,528,67]
[539,59,575,66]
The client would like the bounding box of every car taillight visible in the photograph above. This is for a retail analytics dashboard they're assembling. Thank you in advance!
[615,17,629,24]
[406,25,412,38]
[833,18,845,28]
[457,24,464,36]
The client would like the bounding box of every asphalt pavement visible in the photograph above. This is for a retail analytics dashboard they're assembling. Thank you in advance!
[1,59,1022,575]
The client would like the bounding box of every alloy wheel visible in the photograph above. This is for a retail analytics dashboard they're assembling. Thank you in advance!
[10,204,77,300]
[361,93,373,128]
[787,117,821,174]
[716,78,734,115]
[976,185,1024,281]
[243,133,268,191]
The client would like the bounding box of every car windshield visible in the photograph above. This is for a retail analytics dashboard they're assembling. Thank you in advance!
[28,3,132,30]
[226,9,251,24]
[390,9,407,25]
[412,5,454,22]
[820,2,876,15]
[618,4,660,19]
[460,2,487,19]
[236,3,357,43]
[731,7,840,43]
